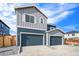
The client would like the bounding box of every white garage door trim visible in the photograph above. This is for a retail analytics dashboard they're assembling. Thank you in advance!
[18,32,45,53]
[20,32,45,47]
[49,36,64,46]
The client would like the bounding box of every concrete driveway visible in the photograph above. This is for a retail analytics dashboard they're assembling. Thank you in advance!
[18,45,79,56]
[0,46,18,56]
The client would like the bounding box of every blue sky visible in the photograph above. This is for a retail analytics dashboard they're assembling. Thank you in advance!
[0,3,79,35]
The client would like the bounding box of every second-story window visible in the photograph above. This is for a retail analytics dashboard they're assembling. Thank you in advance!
[40,18,43,24]
[25,15,34,23]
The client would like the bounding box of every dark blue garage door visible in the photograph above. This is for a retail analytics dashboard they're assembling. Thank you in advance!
[21,34,43,46]
[50,36,62,45]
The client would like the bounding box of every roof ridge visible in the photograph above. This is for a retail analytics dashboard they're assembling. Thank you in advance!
[15,6,48,19]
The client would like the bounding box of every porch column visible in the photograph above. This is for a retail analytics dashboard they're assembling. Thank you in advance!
[48,34,50,46]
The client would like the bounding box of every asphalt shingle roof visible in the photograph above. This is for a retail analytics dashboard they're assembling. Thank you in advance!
[66,31,79,34]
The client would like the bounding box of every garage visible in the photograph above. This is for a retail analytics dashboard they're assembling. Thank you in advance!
[21,34,43,46]
[46,29,64,46]
[50,36,62,45]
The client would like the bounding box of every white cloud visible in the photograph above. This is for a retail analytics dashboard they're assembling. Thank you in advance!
[59,3,79,11]
[38,3,79,24]
[0,3,16,35]
[40,8,54,17]
[0,15,16,31]
[38,3,79,16]
[47,11,74,24]
[11,15,16,20]
[62,25,78,32]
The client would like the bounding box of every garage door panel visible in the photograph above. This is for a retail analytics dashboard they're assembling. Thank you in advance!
[50,36,62,45]
[21,34,43,46]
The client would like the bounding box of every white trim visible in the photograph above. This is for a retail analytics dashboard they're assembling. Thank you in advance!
[34,16,36,24]
[17,26,47,31]
[20,32,44,35]
[43,34,45,45]
[19,32,21,52]
[48,34,50,46]
[24,13,35,17]
[46,33,49,46]
[50,35,63,36]
[16,27,17,46]
[62,36,64,45]
[23,13,36,24]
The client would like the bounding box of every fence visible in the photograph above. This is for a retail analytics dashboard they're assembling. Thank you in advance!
[64,38,79,46]
[0,35,16,47]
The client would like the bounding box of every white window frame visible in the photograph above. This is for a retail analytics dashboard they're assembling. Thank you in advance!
[40,17,44,24]
[23,13,36,24]
[72,33,75,36]
[68,34,69,36]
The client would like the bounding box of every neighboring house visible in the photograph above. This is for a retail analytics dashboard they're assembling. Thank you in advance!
[46,29,64,46]
[15,6,48,46]
[15,5,65,49]
[64,31,79,39]
[64,31,79,45]
[0,20,10,35]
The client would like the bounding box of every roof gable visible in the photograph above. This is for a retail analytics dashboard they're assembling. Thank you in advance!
[0,20,10,28]
[15,6,48,19]
[46,29,64,34]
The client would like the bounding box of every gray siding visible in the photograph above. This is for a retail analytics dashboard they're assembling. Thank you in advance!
[49,31,64,36]
[0,21,10,35]
[16,8,47,30]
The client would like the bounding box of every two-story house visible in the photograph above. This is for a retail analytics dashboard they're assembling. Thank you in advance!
[15,6,48,47]
[0,20,10,35]
[15,6,65,52]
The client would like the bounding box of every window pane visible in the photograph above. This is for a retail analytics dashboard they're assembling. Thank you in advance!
[72,33,75,36]
[25,15,34,23]
[25,15,29,22]
[41,18,43,23]
[31,16,34,23]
